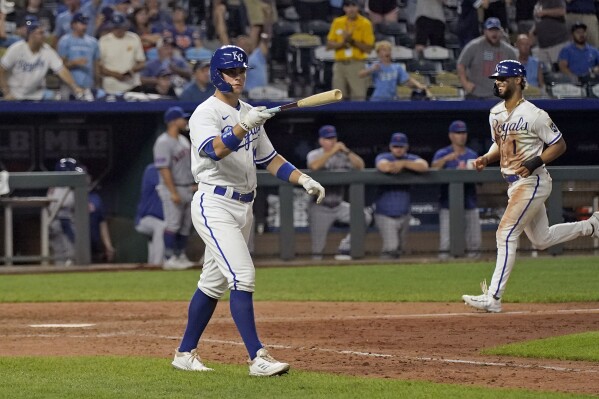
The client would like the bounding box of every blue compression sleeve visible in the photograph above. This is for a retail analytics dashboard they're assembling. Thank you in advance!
[202,141,221,161]
[275,162,297,182]
[221,128,243,151]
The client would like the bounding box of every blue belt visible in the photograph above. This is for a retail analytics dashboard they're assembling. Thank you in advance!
[503,174,520,183]
[213,186,255,202]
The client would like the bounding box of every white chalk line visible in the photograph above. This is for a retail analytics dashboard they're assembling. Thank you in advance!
[30,324,96,328]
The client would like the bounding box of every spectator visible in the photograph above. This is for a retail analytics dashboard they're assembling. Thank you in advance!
[414,0,446,54]
[144,67,178,97]
[242,0,276,50]
[0,10,25,48]
[57,12,100,99]
[374,132,429,259]
[482,0,509,32]
[153,106,195,270]
[98,12,145,95]
[326,0,375,100]
[95,6,114,38]
[457,17,517,99]
[366,0,399,24]
[235,33,269,92]
[531,0,569,68]
[431,121,481,260]
[52,0,82,46]
[89,184,115,263]
[0,18,84,100]
[456,0,482,49]
[135,163,166,265]
[184,34,213,63]
[565,0,598,48]
[306,124,372,260]
[113,0,132,17]
[145,0,172,32]
[129,6,160,54]
[14,0,55,33]
[515,33,545,89]
[558,21,599,82]
[515,0,537,34]
[179,60,215,103]
[359,40,431,101]
[141,36,191,94]
[162,7,199,56]
[79,0,104,37]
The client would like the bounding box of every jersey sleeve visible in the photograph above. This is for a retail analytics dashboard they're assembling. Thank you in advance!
[534,109,562,146]
[396,64,410,85]
[189,107,220,155]
[47,46,65,73]
[432,148,447,162]
[0,44,17,70]
[254,129,277,165]
[153,137,172,169]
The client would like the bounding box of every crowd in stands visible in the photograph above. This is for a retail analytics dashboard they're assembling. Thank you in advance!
[2,0,599,101]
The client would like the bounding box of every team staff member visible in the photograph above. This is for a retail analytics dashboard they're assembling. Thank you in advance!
[135,163,166,265]
[171,45,325,376]
[326,0,375,100]
[153,106,195,270]
[462,60,599,313]
[432,120,481,260]
[374,133,429,259]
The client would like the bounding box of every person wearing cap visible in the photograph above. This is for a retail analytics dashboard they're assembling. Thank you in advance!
[141,36,191,95]
[326,0,375,100]
[307,124,371,260]
[557,21,599,82]
[51,0,83,46]
[373,132,429,259]
[153,106,196,270]
[565,0,599,48]
[98,11,146,94]
[179,60,214,103]
[0,16,85,100]
[431,120,481,260]
[57,12,99,99]
[457,17,517,99]
[14,0,55,34]
[235,33,270,93]
[515,33,545,90]
[144,67,178,97]
[530,0,568,68]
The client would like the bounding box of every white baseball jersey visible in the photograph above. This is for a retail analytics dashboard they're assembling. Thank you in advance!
[0,41,64,100]
[489,99,562,175]
[189,96,277,191]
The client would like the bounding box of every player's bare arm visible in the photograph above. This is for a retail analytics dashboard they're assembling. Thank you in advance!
[267,155,325,204]
[308,147,339,170]
[457,63,475,93]
[158,167,181,204]
[337,142,365,169]
[0,65,14,100]
[402,158,429,173]
[431,152,457,169]
[474,143,500,171]
[56,67,84,97]
[515,137,567,177]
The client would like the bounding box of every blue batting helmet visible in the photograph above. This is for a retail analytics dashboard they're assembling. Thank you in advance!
[210,45,249,93]
[488,60,526,79]
[55,157,84,173]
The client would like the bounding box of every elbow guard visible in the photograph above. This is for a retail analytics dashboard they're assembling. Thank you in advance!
[202,140,221,161]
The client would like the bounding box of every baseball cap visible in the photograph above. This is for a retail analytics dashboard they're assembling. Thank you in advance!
[448,120,468,133]
[343,0,358,6]
[158,68,173,78]
[115,0,131,4]
[23,16,41,33]
[484,17,502,30]
[110,12,129,28]
[193,60,211,71]
[390,132,408,147]
[572,21,587,32]
[318,125,337,139]
[164,106,190,124]
[71,12,89,24]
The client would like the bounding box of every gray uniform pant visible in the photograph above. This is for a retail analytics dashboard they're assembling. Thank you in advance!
[438,208,481,258]
[374,213,410,256]
[135,216,166,265]
[157,184,193,235]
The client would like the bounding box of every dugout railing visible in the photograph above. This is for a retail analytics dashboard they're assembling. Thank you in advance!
[256,166,599,260]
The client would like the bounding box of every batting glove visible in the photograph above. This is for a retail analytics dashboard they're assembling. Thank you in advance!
[298,174,325,204]
[239,106,274,131]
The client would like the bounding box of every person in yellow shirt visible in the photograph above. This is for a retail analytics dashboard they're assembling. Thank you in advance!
[326,0,375,100]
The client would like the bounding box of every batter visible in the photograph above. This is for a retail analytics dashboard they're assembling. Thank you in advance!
[171,45,325,376]
[462,59,599,313]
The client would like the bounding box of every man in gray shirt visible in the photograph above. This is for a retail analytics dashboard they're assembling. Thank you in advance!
[457,17,517,99]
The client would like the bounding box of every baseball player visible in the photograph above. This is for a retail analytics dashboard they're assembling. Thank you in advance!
[171,45,325,376]
[134,163,166,265]
[153,106,196,270]
[432,120,481,259]
[462,60,599,313]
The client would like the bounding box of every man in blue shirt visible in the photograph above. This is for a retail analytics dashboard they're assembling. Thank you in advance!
[558,21,599,82]
[374,132,429,259]
[431,120,481,260]
[179,60,215,103]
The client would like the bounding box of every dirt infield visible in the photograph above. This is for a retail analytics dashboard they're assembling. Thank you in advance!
[1,301,599,395]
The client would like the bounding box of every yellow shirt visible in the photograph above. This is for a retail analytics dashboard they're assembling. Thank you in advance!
[327,14,375,61]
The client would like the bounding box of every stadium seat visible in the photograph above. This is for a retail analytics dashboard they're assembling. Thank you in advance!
[406,59,439,74]
[422,45,451,61]
[522,85,545,98]
[287,33,322,95]
[432,71,460,87]
[271,20,300,63]
[546,83,586,98]
[248,85,289,100]
[391,45,414,61]
[396,85,412,100]
[306,19,330,44]
[428,85,463,100]
[313,45,335,92]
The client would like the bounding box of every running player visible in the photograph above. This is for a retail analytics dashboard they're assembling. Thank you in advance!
[462,60,599,313]
[170,45,325,376]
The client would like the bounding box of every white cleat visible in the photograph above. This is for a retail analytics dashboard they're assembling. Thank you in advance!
[177,254,195,268]
[172,348,213,371]
[462,280,502,313]
[248,348,290,377]
[162,255,193,270]
[588,212,599,238]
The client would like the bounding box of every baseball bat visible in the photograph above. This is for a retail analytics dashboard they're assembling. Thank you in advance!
[265,89,343,113]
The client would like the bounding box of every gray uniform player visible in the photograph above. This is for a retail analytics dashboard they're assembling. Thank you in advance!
[153,106,196,270]
[462,60,599,313]
[170,45,325,376]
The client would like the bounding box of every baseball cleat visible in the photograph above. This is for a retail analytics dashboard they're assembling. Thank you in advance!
[172,348,213,371]
[589,212,599,238]
[248,348,290,377]
[176,254,195,268]
[162,256,194,270]
[462,279,502,313]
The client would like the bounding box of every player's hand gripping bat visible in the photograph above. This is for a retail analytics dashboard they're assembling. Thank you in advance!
[265,89,343,113]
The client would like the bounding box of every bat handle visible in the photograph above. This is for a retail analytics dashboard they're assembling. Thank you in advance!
[265,106,281,113]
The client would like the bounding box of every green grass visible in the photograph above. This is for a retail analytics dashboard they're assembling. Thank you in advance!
[0,357,595,399]
[483,331,599,362]
[0,257,597,303]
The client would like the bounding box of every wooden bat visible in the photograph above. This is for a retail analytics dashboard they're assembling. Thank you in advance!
[265,89,343,113]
